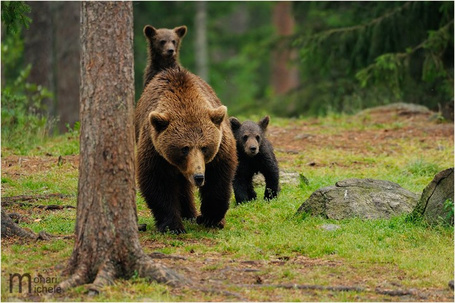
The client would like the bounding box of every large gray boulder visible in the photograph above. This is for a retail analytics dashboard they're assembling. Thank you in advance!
[297,178,419,220]
[411,168,454,225]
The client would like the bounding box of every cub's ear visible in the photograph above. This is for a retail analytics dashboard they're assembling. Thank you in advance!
[210,106,227,127]
[229,117,241,132]
[259,116,270,131]
[174,25,187,38]
[149,111,169,133]
[143,25,157,39]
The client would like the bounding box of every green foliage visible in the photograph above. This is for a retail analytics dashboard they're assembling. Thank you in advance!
[1,3,55,154]
[1,62,54,153]
[1,1,31,35]
[289,1,454,116]
[443,199,454,226]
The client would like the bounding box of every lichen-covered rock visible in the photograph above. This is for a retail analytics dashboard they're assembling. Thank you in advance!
[411,168,454,225]
[297,178,419,220]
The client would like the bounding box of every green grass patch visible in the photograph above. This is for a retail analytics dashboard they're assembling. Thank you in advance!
[2,115,453,301]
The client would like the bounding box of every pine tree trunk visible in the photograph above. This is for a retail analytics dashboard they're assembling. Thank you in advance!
[195,1,209,82]
[58,1,187,293]
[53,2,80,133]
[271,1,299,96]
[24,1,55,117]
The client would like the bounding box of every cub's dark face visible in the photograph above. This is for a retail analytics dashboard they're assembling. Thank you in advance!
[143,25,187,59]
[230,116,270,157]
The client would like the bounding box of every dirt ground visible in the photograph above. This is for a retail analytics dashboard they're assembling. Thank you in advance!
[2,104,454,301]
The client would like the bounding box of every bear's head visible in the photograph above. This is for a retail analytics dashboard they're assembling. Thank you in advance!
[230,116,270,157]
[148,106,226,187]
[143,25,187,59]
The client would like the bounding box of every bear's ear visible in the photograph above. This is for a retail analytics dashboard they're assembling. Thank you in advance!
[174,26,187,38]
[229,117,241,132]
[149,111,170,133]
[143,25,157,39]
[259,116,270,131]
[209,106,227,127]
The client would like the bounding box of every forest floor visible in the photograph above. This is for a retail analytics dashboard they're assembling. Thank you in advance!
[1,103,454,301]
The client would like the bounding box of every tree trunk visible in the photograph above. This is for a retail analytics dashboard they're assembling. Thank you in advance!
[271,1,299,96]
[24,1,55,116]
[53,2,80,133]
[58,2,187,293]
[195,1,209,82]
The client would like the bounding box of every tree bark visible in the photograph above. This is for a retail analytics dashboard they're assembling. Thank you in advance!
[271,1,299,96]
[58,2,187,293]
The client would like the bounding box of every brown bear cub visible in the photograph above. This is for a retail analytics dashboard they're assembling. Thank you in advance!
[135,66,238,234]
[142,25,187,89]
[229,116,280,204]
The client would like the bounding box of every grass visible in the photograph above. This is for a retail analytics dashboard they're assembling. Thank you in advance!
[1,114,453,301]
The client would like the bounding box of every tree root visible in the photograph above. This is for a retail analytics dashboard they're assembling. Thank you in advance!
[135,255,191,287]
[89,261,116,294]
[1,210,54,240]
[58,265,90,291]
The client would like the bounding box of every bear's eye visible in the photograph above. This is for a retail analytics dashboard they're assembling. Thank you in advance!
[181,146,190,156]
[201,146,208,154]
[256,135,260,141]
[160,40,166,45]
[172,40,176,45]
[242,135,248,142]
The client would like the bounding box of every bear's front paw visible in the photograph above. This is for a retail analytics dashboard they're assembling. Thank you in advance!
[196,215,225,229]
[158,222,186,235]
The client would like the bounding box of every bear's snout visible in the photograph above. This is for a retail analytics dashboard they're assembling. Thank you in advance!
[193,174,205,187]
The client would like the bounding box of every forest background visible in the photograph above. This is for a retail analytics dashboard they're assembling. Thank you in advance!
[1,1,454,144]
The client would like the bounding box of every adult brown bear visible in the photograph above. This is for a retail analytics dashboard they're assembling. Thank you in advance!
[135,67,237,234]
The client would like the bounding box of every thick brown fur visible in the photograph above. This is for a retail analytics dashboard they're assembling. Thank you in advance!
[135,67,237,234]
[143,25,187,89]
[230,116,280,204]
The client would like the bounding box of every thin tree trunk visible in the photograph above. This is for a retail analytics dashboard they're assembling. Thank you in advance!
[24,1,55,116]
[58,2,187,293]
[195,1,209,82]
[53,2,80,133]
[271,1,299,96]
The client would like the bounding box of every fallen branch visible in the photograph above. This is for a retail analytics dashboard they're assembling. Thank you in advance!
[2,201,76,210]
[239,283,364,292]
[238,283,430,299]
[199,287,246,301]
[2,193,73,203]
[149,252,187,260]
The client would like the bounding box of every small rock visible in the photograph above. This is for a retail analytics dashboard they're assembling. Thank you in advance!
[321,224,340,231]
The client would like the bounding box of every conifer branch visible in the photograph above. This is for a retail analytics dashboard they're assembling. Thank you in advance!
[293,2,412,46]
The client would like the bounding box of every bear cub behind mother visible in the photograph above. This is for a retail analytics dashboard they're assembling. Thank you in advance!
[135,67,237,234]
